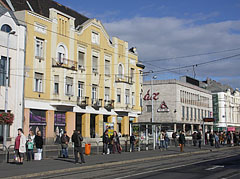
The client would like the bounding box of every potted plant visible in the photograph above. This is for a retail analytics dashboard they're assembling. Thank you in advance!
[0,112,14,125]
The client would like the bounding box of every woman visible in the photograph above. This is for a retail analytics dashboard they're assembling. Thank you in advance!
[35,130,43,159]
[111,131,121,154]
[14,128,26,164]
[27,130,35,161]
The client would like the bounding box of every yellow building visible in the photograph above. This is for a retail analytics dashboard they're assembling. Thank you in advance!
[6,0,144,143]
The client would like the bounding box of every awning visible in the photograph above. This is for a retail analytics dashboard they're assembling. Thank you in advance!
[25,99,55,110]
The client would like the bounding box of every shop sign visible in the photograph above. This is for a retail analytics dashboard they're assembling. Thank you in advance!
[203,118,215,122]
[104,122,114,137]
[143,89,159,101]
[157,101,169,112]
[227,127,235,132]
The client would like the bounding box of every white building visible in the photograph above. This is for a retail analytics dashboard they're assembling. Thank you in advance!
[213,89,240,131]
[0,6,26,143]
[139,77,213,135]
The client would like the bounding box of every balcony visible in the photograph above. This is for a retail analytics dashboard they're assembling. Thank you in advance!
[104,100,114,111]
[92,99,102,110]
[115,75,133,84]
[52,58,77,71]
[77,96,89,109]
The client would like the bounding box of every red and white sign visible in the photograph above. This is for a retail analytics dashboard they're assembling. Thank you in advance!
[143,89,159,101]
[157,101,169,112]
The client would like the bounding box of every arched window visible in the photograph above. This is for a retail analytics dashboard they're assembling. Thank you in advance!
[1,24,12,33]
[57,45,66,64]
[118,64,124,78]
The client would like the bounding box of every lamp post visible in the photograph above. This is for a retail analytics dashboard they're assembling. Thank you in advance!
[151,75,157,150]
[3,30,15,148]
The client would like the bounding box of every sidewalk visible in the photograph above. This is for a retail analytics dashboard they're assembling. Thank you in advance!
[0,145,235,178]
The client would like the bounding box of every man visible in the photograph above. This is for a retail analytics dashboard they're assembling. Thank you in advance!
[103,130,110,154]
[172,132,177,147]
[192,132,197,146]
[197,131,202,149]
[61,131,70,158]
[71,130,85,164]
[178,131,185,152]
[130,134,135,152]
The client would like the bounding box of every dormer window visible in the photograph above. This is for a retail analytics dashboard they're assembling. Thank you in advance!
[1,24,12,33]
[92,31,99,44]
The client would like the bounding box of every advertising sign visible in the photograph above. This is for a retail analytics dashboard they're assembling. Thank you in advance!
[104,122,114,137]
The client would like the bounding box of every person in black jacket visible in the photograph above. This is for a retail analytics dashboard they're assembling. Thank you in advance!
[178,131,185,152]
[103,130,110,154]
[71,130,85,164]
[61,131,70,158]
[35,130,43,159]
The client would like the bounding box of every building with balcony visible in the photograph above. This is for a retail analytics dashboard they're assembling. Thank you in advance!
[0,5,26,143]
[2,0,144,143]
[139,77,213,135]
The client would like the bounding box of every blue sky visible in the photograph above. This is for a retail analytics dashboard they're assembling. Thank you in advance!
[56,0,240,89]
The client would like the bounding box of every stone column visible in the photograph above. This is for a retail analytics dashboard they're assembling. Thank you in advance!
[191,124,194,134]
[174,123,177,132]
[45,110,55,144]
[65,112,76,137]
[82,113,90,138]
[121,116,129,136]
[183,124,186,132]
[95,114,103,138]
[23,108,30,135]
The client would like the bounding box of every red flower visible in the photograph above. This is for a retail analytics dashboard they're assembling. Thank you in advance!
[0,112,14,125]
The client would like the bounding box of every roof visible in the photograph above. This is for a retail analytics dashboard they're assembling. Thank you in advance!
[1,0,89,27]
[0,5,19,25]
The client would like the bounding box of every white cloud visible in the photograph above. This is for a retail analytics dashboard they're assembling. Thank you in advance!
[104,17,240,88]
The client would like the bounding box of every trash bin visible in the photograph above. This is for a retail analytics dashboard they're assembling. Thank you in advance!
[85,144,91,155]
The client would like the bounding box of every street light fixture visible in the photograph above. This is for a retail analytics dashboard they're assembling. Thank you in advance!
[151,74,157,150]
[3,30,15,148]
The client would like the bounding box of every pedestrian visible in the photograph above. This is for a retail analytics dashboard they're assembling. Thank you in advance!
[27,130,35,161]
[71,130,85,164]
[14,128,26,164]
[172,132,177,147]
[197,131,202,149]
[164,132,169,150]
[130,134,136,152]
[192,132,197,146]
[111,131,121,154]
[178,131,185,152]
[209,132,214,146]
[35,130,43,160]
[214,132,220,148]
[61,131,70,158]
[103,130,110,155]
[159,131,165,150]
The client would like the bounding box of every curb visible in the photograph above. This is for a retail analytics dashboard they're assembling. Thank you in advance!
[6,146,240,179]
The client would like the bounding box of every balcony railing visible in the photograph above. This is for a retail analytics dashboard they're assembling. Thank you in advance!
[92,99,102,110]
[104,100,114,111]
[52,58,77,71]
[115,75,133,84]
[77,96,89,109]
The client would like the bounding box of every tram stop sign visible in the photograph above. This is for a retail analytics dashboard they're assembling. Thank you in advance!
[203,118,215,122]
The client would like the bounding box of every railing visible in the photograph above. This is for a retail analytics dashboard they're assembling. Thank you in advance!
[52,58,77,71]
[115,75,133,84]
[104,100,114,110]
[77,96,89,108]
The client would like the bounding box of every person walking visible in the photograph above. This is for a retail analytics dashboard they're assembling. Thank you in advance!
[214,132,220,148]
[164,132,169,150]
[61,131,70,158]
[14,128,26,164]
[35,130,43,160]
[103,130,110,155]
[130,134,136,152]
[71,130,85,164]
[178,131,185,152]
[111,131,121,154]
[197,131,202,149]
[209,132,214,146]
[159,131,165,150]
[192,132,197,146]
[172,132,177,147]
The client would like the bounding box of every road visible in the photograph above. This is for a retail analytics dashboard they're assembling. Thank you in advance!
[35,148,240,179]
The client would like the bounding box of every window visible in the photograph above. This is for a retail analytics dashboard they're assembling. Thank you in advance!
[105,87,110,101]
[194,108,197,120]
[190,108,193,120]
[78,81,84,98]
[117,88,121,103]
[92,85,97,103]
[54,75,59,94]
[118,64,123,78]
[186,107,189,120]
[34,72,43,92]
[140,93,143,107]
[92,55,98,73]
[65,77,73,96]
[130,68,134,82]
[132,92,135,106]
[125,89,130,104]
[92,31,99,44]
[78,51,85,69]
[105,59,110,76]
[198,109,200,120]
[1,24,12,33]
[35,38,44,59]
[147,105,152,112]
[57,45,66,64]
[182,106,185,118]
[0,56,9,86]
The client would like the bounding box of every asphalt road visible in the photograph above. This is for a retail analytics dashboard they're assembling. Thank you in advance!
[35,148,240,179]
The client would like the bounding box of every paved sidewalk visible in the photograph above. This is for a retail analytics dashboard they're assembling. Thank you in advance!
[0,145,236,178]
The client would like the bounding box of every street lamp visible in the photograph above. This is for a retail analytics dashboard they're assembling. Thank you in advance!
[3,30,15,148]
[151,74,157,150]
